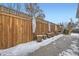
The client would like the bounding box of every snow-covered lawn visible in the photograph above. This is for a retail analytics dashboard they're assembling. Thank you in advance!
[0,34,63,56]
[59,33,79,56]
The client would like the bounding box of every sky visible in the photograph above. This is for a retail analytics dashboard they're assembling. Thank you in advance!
[38,3,78,24]
[0,3,78,24]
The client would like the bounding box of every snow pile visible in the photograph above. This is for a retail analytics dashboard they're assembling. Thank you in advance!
[59,44,78,56]
[59,39,79,56]
[71,33,79,37]
[70,40,79,53]
[0,34,63,56]
[72,40,78,44]
[59,49,77,56]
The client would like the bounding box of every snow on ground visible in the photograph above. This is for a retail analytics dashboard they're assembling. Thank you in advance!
[59,43,78,56]
[59,33,79,56]
[71,33,79,37]
[52,42,56,45]
[0,34,63,56]
[38,34,63,46]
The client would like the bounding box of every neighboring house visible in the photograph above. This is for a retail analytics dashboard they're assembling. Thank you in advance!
[75,4,79,29]
[72,4,79,32]
[76,4,79,18]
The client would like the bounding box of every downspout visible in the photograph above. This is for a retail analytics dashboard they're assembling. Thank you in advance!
[32,15,36,33]
[32,14,37,40]
[48,22,51,32]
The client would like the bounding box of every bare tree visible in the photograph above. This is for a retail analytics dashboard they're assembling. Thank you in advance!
[24,3,45,33]
[38,9,45,18]
[24,3,32,16]
[25,3,40,33]
[0,3,4,6]
[7,3,16,9]
[16,3,21,12]
[24,3,44,17]
[15,3,22,15]
[7,3,16,14]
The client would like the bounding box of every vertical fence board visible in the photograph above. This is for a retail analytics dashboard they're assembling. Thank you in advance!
[29,20,32,41]
[2,15,7,48]
[0,14,3,48]
[8,16,13,47]
[12,17,17,46]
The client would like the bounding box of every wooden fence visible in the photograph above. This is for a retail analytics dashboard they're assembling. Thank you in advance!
[0,6,33,49]
[35,17,49,35]
[0,6,62,49]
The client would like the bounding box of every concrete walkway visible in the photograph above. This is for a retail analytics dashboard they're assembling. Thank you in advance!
[28,35,78,56]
